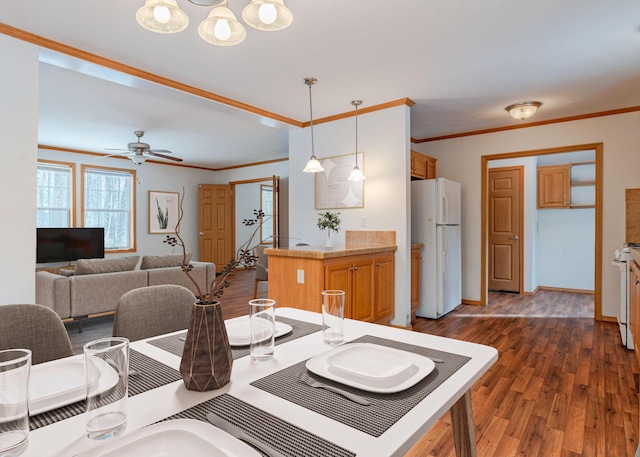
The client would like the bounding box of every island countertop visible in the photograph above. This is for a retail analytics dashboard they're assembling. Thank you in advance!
[264,243,397,260]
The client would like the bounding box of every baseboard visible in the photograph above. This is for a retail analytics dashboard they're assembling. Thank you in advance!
[461,299,482,306]
[600,315,617,323]
[538,286,595,295]
[521,286,539,296]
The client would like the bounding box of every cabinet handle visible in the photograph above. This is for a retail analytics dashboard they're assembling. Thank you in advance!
[636,279,639,285]
[377,263,381,266]
[354,267,359,271]
[349,267,354,271]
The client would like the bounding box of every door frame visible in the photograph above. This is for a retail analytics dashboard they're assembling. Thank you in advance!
[480,142,603,320]
[488,166,524,294]
[230,176,280,251]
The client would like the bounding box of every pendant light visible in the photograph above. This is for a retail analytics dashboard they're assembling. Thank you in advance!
[302,77,324,173]
[242,0,293,31]
[505,101,542,120]
[136,0,189,34]
[198,1,247,46]
[347,100,366,182]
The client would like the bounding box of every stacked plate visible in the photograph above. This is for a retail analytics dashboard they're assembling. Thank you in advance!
[306,343,435,393]
[225,318,293,347]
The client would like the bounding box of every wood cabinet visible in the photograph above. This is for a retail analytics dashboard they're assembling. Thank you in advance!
[410,245,421,320]
[537,162,596,209]
[630,259,640,357]
[267,246,396,324]
[411,150,437,180]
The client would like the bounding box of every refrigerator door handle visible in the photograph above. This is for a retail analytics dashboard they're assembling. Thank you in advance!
[442,192,449,225]
[442,226,448,273]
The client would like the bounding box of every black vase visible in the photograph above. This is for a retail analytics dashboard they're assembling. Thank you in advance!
[180,301,232,391]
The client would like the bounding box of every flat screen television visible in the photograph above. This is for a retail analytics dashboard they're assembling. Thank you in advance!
[37,228,105,264]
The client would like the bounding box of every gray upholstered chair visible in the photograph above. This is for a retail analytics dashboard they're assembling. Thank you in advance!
[0,304,73,364]
[112,285,196,342]
[253,245,269,299]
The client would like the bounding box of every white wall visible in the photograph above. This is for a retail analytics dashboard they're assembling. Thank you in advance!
[288,105,413,326]
[0,35,39,304]
[414,111,640,318]
[37,149,215,261]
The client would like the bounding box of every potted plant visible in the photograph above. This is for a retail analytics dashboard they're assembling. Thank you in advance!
[317,211,341,248]
[164,193,266,392]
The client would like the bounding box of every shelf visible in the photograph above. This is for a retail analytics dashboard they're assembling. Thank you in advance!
[571,181,596,187]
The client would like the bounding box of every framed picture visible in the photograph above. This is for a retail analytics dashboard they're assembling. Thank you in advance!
[149,191,180,234]
[315,152,364,209]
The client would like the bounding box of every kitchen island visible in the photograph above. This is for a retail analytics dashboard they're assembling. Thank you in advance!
[265,231,397,324]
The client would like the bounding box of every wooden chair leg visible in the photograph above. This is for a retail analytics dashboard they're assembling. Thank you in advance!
[253,279,259,299]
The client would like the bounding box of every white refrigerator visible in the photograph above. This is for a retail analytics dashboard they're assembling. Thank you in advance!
[411,178,462,319]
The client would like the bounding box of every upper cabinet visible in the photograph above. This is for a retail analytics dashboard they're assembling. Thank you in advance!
[411,150,437,180]
[537,162,595,209]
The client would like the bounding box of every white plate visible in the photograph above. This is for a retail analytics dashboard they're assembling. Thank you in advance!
[77,419,262,457]
[225,318,293,347]
[28,358,118,416]
[326,343,415,380]
[306,344,436,393]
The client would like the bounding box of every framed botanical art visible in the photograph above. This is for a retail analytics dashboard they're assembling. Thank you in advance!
[149,191,180,234]
[315,152,364,209]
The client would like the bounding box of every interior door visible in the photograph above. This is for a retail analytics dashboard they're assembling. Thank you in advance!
[488,167,522,292]
[198,184,233,273]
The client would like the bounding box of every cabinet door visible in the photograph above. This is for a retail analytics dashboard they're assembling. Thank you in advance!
[537,165,570,208]
[631,261,640,355]
[411,248,420,311]
[411,151,428,179]
[351,257,375,322]
[325,261,352,318]
[426,156,437,179]
[374,253,395,321]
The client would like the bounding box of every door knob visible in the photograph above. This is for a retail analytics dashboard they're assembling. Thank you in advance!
[509,235,519,240]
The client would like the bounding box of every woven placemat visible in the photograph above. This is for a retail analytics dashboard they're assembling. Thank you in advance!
[29,349,181,430]
[147,316,322,359]
[163,394,356,457]
[250,335,471,437]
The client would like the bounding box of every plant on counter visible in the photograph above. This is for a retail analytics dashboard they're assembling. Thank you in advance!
[317,211,341,234]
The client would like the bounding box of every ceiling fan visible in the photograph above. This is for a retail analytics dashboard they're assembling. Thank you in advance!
[103,131,183,165]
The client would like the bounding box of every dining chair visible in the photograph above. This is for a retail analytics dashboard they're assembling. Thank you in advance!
[253,245,269,299]
[112,285,196,342]
[0,304,73,364]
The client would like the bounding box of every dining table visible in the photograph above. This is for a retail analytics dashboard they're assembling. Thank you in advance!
[21,307,498,457]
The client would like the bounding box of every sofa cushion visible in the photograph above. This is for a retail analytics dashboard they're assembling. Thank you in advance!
[140,253,192,270]
[74,256,140,276]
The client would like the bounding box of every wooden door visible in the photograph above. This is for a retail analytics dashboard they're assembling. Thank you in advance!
[537,165,570,208]
[198,184,233,273]
[325,261,352,318]
[488,167,522,292]
[374,253,394,321]
[351,257,375,322]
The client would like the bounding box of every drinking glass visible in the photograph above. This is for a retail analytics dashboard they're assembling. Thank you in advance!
[249,299,276,362]
[322,290,345,346]
[84,337,129,440]
[0,349,31,457]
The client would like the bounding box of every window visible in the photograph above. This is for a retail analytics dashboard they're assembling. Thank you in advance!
[82,165,136,252]
[37,161,75,227]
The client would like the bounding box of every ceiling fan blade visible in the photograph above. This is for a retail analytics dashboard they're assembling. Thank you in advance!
[95,152,130,159]
[105,148,130,151]
[147,151,183,162]
[148,149,173,154]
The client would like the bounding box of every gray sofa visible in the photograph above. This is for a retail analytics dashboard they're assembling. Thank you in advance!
[35,254,215,324]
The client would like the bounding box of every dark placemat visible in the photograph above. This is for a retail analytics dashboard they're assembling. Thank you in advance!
[250,335,471,437]
[147,316,322,359]
[29,349,181,430]
[163,394,356,457]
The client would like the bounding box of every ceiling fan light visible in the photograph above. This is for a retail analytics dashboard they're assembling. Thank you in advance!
[505,101,542,120]
[198,3,247,46]
[242,0,293,31]
[303,156,324,173]
[136,0,189,34]
[130,154,148,165]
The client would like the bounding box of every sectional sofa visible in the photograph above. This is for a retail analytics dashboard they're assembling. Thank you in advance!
[35,254,215,328]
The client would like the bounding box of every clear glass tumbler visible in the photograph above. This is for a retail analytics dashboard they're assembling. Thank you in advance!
[322,290,345,346]
[0,349,31,457]
[249,299,276,362]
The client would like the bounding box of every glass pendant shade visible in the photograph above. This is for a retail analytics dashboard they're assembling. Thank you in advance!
[302,77,324,173]
[130,154,148,165]
[303,157,324,173]
[505,101,542,120]
[136,0,189,34]
[347,100,365,181]
[242,0,293,31]
[198,3,247,46]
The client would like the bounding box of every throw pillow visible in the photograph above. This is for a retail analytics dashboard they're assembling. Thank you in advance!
[74,256,140,275]
[140,252,193,270]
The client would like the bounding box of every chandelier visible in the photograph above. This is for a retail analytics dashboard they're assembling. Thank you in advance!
[302,77,323,173]
[136,0,293,46]
[347,100,365,182]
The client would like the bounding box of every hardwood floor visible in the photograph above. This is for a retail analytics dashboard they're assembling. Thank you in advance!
[66,275,639,456]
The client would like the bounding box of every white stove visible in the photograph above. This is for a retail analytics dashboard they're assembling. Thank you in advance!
[612,247,634,350]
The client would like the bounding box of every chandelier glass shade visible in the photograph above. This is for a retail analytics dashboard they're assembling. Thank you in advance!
[505,101,542,120]
[347,100,365,182]
[136,0,292,46]
[302,77,324,173]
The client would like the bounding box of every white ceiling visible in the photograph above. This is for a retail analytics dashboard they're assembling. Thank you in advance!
[2,1,640,168]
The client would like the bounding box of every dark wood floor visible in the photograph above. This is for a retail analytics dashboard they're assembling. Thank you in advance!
[66,273,639,456]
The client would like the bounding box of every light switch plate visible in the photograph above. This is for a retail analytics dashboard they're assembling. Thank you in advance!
[297,269,304,284]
